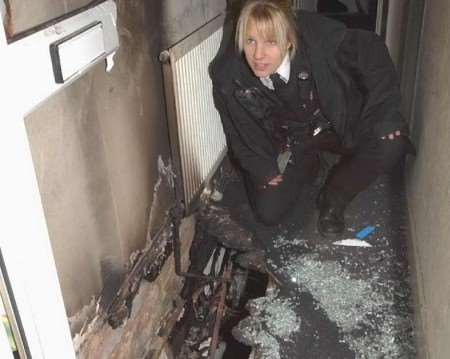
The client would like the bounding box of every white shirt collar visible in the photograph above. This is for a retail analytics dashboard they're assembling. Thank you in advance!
[260,54,291,90]
[277,53,291,82]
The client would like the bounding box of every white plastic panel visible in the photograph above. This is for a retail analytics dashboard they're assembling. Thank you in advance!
[51,22,106,83]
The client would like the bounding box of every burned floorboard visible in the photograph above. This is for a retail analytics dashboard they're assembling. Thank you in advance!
[207,161,417,359]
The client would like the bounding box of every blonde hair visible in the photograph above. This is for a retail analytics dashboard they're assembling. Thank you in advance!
[235,0,298,58]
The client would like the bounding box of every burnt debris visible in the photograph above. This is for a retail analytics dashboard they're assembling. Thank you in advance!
[166,159,416,359]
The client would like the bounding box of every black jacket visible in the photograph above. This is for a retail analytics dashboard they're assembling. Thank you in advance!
[210,11,407,185]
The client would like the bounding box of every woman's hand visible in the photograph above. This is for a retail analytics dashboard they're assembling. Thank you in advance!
[266,174,283,187]
[381,130,401,140]
[260,175,283,189]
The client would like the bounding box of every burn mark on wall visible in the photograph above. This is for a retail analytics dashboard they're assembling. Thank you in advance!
[73,216,195,359]
[103,156,176,328]
[99,258,126,312]
[147,156,176,241]
[69,297,98,338]
[107,213,176,329]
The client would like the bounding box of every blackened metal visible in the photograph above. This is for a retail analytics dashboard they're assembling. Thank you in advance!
[209,260,232,358]
[161,53,187,212]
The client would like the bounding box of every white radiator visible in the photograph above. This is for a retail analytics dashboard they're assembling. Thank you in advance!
[162,17,227,208]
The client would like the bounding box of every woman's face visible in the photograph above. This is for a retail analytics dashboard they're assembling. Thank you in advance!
[243,19,285,78]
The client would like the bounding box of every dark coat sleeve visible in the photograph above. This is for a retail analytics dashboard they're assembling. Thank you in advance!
[337,29,408,138]
[212,85,279,185]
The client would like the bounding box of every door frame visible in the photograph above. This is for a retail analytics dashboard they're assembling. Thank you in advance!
[0,1,119,357]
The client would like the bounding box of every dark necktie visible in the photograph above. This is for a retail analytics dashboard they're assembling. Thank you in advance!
[270,72,295,110]
[270,73,286,91]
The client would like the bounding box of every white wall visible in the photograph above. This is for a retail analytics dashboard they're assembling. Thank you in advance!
[404,1,450,358]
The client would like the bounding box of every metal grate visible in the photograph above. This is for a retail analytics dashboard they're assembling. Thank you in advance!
[162,17,227,208]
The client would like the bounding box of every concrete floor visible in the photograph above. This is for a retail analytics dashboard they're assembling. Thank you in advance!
[215,159,417,358]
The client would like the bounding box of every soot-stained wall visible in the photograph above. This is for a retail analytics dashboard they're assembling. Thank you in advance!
[23,0,226,324]
[25,0,172,316]
[161,0,226,48]
[5,0,93,36]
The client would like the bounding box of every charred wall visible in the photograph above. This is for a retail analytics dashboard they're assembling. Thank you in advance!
[25,0,172,316]
[21,0,226,357]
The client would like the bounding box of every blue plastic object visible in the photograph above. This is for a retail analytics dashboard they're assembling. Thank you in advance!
[356,226,376,239]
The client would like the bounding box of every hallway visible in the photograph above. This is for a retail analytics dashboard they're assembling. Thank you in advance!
[3,0,450,358]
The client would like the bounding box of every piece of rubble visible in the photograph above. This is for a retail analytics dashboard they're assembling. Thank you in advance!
[235,249,266,272]
[199,205,255,251]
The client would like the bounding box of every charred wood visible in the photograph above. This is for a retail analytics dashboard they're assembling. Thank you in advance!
[107,214,174,328]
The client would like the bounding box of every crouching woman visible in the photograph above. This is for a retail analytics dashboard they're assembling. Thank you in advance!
[210,0,410,237]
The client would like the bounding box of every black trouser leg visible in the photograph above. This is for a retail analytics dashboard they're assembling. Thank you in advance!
[324,136,409,200]
[316,136,408,237]
[245,152,320,226]
[245,136,407,226]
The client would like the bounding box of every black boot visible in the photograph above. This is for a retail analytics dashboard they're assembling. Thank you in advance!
[317,188,350,238]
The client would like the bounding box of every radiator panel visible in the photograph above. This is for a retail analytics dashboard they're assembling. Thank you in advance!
[172,28,226,205]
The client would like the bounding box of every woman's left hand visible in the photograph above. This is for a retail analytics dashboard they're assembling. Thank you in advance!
[267,174,283,186]
[381,130,401,140]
